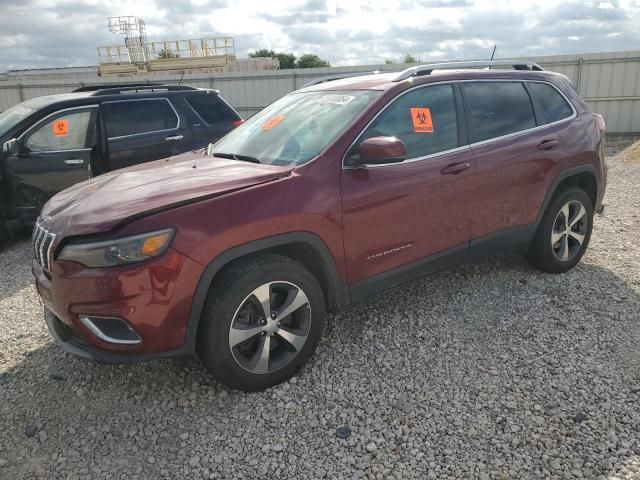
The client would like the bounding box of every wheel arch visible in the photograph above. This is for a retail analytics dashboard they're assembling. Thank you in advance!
[183,232,350,351]
[535,165,598,230]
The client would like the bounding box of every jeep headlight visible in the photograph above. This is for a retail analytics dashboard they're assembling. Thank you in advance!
[58,229,175,268]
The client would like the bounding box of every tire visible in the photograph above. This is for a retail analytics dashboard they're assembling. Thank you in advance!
[528,186,593,273]
[197,254,326,391]
[0,214,10,247]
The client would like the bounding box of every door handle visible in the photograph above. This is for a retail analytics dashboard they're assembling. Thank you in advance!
[537,139,559,150]
[165,135,184,142]
[440,162,471,175]
[64,159,84,165]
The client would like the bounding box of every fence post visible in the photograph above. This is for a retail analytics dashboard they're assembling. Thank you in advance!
[292,71,297,91]
[575,57,584,94]
[17,84,24,102]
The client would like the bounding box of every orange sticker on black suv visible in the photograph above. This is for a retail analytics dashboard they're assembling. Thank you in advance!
[410,108,433,133]
[53,119,69,137]
[261,115,286,130]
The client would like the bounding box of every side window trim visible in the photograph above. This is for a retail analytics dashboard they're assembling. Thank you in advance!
[343,81,468,168]
[18,105,98,154]
[103,98,181,141]
[452,82,469,147]
[522,82,545,126]
[458,79,577,148]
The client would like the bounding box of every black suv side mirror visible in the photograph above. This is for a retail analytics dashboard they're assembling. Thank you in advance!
[2,138,21,155]
[347,136,407,167]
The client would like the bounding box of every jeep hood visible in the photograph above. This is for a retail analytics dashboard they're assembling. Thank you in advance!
[41,151,293,236]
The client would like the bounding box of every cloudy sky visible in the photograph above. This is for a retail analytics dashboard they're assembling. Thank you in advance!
[1,0,640,71]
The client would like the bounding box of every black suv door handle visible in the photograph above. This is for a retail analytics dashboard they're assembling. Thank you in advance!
[537,139,559,150]
[440,162,471,175]
[165,135,184,142]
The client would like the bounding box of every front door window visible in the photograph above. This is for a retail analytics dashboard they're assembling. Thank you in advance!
[24,110,95,152]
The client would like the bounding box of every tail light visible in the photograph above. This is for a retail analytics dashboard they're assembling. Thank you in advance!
[232,119,244,128]
[594,113,606,132]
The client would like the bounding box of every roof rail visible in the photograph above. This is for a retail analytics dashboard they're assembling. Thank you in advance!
[303,71,380,88]
[89,85,198,96]
[393,60,544,82]
[73,82,164,92]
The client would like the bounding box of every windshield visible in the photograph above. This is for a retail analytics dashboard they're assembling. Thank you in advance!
[0,104,34,138]
[208,90,380,166]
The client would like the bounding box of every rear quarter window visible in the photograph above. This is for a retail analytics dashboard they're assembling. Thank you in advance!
[186,93,239,124]
[462,81,536,143]
[527,82,574,124]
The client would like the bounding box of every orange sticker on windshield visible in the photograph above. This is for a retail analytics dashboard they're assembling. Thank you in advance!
[261,115,286,130]
[53,119,69,137]
[410,108,433,133]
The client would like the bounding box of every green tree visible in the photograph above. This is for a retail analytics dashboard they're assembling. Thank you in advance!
[275,52,296,69]
[249,49,296,69]
[384,59,395,64]
[403,54,419,64]
[295,54,331,68]
[157,48,179,59]
[249,49,277,58]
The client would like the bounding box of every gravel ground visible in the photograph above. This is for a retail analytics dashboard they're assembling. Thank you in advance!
[1,138,639,480]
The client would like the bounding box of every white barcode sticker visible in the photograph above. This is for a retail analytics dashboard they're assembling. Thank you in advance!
[320,95,355,105]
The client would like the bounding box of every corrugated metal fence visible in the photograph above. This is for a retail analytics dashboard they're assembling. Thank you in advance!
[1,50,639,133]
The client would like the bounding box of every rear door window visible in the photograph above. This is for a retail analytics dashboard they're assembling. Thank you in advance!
[527,82,574,124]
[462,82,536,143]
[103,99,179,138]
[186,93,238,124]
[355,84,459,160]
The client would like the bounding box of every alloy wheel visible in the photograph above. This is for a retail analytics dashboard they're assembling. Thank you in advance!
[228,281,311,374]
[551,200,588,262]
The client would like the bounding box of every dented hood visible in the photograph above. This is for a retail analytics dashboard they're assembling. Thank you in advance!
[41,151,293,236]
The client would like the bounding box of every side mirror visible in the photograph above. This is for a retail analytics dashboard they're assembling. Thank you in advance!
[350,136,407,166]
[2,138,20,155]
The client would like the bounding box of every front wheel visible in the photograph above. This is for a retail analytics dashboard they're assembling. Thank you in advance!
[528,187,593,273]
[197,255,326,391]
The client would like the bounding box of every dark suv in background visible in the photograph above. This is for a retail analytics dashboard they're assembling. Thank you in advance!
[32,60,606,391]
[0,84,242,241]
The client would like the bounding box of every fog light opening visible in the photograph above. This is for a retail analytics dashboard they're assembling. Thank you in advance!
[79,316,142,345]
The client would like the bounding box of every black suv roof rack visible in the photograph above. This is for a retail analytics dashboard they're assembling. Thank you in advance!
[303,71,380,88]
[393,60,543,82]
[73,83,164,92]
[87,85,199,96]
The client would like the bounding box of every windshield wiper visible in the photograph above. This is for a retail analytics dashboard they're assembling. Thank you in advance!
[212,152,261,164]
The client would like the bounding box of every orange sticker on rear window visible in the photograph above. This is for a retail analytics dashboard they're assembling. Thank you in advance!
[410,108,433,133]
[261,115,286,130]
[53,119,69,137]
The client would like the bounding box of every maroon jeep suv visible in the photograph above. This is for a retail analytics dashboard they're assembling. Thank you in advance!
[32,60,607,391]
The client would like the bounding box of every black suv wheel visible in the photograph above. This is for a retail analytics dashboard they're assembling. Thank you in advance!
[0,217,8,246]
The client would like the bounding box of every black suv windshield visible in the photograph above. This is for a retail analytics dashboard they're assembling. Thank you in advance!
[208,90,380,166]
[0,104,34,138]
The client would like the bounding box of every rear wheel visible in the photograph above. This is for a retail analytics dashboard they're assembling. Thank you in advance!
[0,214,10,246]
[528,187,593,273]
[197,255,325,391]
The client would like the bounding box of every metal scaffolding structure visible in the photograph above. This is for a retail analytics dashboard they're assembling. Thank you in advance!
[98,17,237,74]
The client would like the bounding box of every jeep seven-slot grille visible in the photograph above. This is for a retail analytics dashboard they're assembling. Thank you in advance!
[32,224,56,271]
